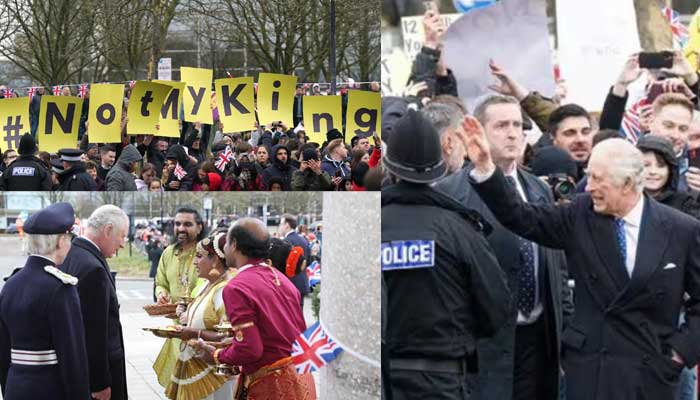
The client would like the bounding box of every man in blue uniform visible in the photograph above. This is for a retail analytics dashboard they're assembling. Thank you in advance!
[57,148,97,191]
[0,202,91,400]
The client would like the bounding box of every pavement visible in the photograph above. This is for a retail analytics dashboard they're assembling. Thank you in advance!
[0,236,318,399]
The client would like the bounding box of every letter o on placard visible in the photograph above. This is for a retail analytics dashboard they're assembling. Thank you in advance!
[96,104,116,125]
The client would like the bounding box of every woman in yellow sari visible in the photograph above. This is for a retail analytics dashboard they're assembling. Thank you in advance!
[165,231,240,400]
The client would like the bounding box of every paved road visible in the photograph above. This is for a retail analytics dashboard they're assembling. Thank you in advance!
[0,236,318,399]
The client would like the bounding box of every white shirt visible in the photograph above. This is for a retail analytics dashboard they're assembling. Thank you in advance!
[618,195,644,277]
[79,236,101,253]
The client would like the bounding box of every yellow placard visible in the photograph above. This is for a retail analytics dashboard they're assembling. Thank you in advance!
[88,84,124,143]
[214,77,256,134]
[345,90,381,142]
[303,95,342,145]
[0,97,30,150]
[154,80,185,138]
[37,96,83,153]
[180,67,213,124]
[257,73,296,127]
[127,81,172,135]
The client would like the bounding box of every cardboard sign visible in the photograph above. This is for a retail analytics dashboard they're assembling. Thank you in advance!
[127,81,172,135]
[88,83,123,143]
[401,13,460,59]
[0,97,30,150]
[344,90,381,142]
[303,95,342,145]
[37,96,83,153]
[153,80,185,138]
[557,0,640,110]
[443,0,556,111]
[257,73,297,127]
[214,77,256,133]
[181,67,213,124]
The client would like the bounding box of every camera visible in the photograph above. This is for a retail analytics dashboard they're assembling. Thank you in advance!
[547,173,576,201]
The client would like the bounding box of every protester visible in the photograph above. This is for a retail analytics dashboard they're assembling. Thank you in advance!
[105,144,142,191]
[135,163,157,191]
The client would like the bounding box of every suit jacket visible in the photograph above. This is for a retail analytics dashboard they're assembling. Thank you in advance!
[285,231,311,295]
[61,237,126,393]
[437,166,572,400]
[471,168,700,400]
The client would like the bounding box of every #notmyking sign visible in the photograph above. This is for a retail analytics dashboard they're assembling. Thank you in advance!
[0,71,381,151]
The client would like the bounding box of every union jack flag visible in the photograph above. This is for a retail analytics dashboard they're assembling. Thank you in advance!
[620,98,646,144]
[52,86,62,96]
[27,87,36,100]
[78,84,88,98]
[306,261,321,287]
[2,88,12,98]
[291,321,343,374]
[174,163,187,180]
[663,7,688,49]
[214,146,233,172]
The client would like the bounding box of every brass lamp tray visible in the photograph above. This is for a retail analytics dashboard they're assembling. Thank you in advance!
[142,326,181,339]
[143,303,178,316]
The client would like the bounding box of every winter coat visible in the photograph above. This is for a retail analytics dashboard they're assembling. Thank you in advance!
[105,144,142,191]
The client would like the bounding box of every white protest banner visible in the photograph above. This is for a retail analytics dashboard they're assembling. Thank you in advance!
[381,49,412,96]
[401,13,460,60]
[443,0,555,111]
[158,58,172,81]
[557,0,640,111]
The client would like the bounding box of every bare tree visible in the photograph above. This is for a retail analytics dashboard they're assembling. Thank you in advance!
[0,0,102,86]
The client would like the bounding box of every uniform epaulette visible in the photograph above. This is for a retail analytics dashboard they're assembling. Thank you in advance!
[44,266,78,285]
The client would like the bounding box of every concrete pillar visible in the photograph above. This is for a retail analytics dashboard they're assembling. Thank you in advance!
[319,192,381,400]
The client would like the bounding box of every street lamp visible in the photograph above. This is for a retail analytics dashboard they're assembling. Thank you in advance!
[329,0,337,95]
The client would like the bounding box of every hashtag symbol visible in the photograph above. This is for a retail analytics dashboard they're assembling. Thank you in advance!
[3,116,23,149]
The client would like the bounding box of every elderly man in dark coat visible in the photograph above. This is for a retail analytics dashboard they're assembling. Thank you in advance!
[61,205,129,400]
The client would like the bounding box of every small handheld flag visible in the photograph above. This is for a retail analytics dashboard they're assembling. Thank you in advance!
[291,321,343,374]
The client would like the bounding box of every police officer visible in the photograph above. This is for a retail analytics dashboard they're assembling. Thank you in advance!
[382,110,510,400]
[0,133,52,191]
[57,148,96,191]
[0,202,91,399]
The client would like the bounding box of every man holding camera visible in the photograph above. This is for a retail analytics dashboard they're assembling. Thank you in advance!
[436,94,573,400]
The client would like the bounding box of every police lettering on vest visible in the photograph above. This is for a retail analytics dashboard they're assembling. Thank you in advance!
[381,240,435,271]
[12,167,35,176]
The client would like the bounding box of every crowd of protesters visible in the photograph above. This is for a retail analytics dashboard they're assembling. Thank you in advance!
[382,7,700,400]
[0,82,382,191]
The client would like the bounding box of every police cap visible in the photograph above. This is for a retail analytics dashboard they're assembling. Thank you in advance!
[24,202,75,234]
[58,148,84,163]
